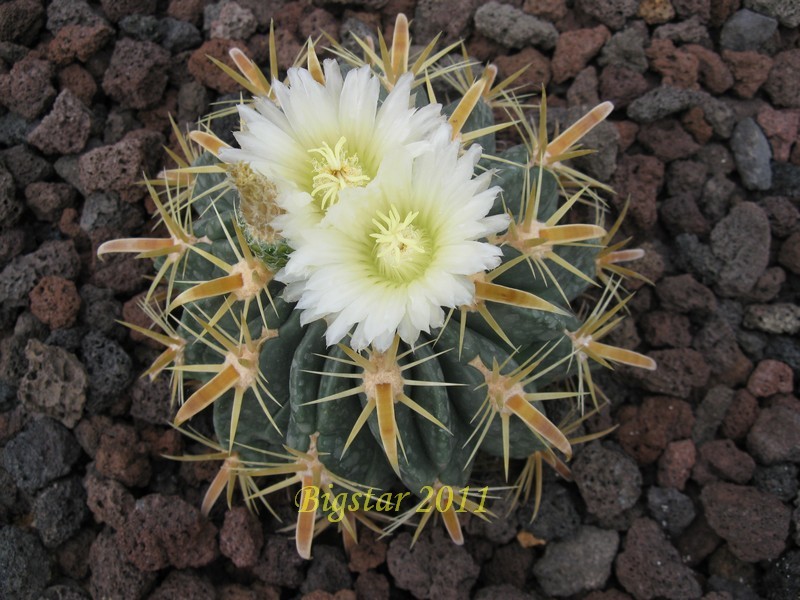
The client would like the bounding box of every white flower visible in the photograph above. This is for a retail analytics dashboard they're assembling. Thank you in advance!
[218,59,445,244]
[277,126,509,351]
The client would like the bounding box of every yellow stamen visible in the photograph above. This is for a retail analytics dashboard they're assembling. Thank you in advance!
[308,137,370,210]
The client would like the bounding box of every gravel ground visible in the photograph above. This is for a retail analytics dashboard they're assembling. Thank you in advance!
[0,1,799,599]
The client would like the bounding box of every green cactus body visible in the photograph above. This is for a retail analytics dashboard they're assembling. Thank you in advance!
[100,16,656,559]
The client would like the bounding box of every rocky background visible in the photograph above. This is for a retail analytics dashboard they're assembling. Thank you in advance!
[0,0,799,598]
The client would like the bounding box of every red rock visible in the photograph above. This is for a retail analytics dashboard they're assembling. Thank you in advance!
[747,359,794,397]
[47,24,114,65]
[638,119,700,161]
[638,0,676,24]
[658,439,696,490]
[765,49,800,109]
[220,507,264,569]
[139,426,182,458]
[646,38,700,89]
[95,423,151,488]
[523,0,568,21]
[299,8,339,41]
[676,514,721,567]
[117,494,218,572]
[89,529,157,600]
[0,55,56,120]
[493,47,551,91]
[168,0,205,25]
[660,194,709,236]
[610,154,664,230]
[355,572,390,600]
[696,439,755,484]
[747,405,800,464]
[685,44,733,94]
[102,39,170,109]
[701,482,791,562]
[710,0,740,26]
[188,39,250,94]
[27,89,92,155]
[631,349,710,398]
[614,120,640,152]
[551,26,610,84]
[78,129,164,203]
[348,529,387,573]
[721,389,758,441]
[722,50,772,98]
[599,64,650,108]
[617,397,695,465]
[28,275,81,329]
[673,0,710,21]
[755,106,799,163]
[100,0,157,23]
[681,105,713,144]
[656,274,716,314]
[58,63,97,106]
[567,66,600,107]
[693,318,753,386]
[616,518,702,599]
[641,311,692,348]
[25,182,76,222]
[151,571,215,600]
[74,415,113,458]
[84,467,135,529]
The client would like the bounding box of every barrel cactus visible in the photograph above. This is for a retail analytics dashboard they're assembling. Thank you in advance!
[99,15,656,559]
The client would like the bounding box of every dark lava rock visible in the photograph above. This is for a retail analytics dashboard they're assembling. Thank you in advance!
[629,349,710,398]
[33,476,87,548]
[522,481,581,541]
[39,584,91,600]
[148,569,215,600]
[747,406,800,464]
[710,202,771,297]
[89,528,156,600]
[618,397,694,465]
[720,9,778,51]
[572,442,642,519]
[0,55,56,120]
[577,0,638,29]
[753,463,798,502]
[0,525,53,599]
[3,417,81,493]
[252,534,306,588]
[387,529,480,600]
[27,89,92,156]
[532,526,619,596]
[474,2,557,49]
[219,506,263,569]
[83,467,135,529]
[482,541,532,589]
[646,486,696,536]
[95,423,151,487]
[25,181,76,222]
[761,549,800,600]
[18,339,87,428]
[102,39,169,109]
[116,494,218,571]
[731,118,772,190]
[764,50,800,109]
[301,544,352,594]
[616,517,702,600]
[80,331,133,413]
[0,0,45,45]
[701,482,791,562]
[697,439,756,484]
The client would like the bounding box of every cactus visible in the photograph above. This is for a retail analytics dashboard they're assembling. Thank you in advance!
[99,15,656,559]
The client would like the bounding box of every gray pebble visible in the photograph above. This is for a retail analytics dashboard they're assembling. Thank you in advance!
[720,9,778,51]
[474,2,557,50]
[731,118,772,191]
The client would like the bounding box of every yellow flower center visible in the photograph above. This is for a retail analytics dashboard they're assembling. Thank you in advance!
[308,137,370,211]
[370,206,430,282]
